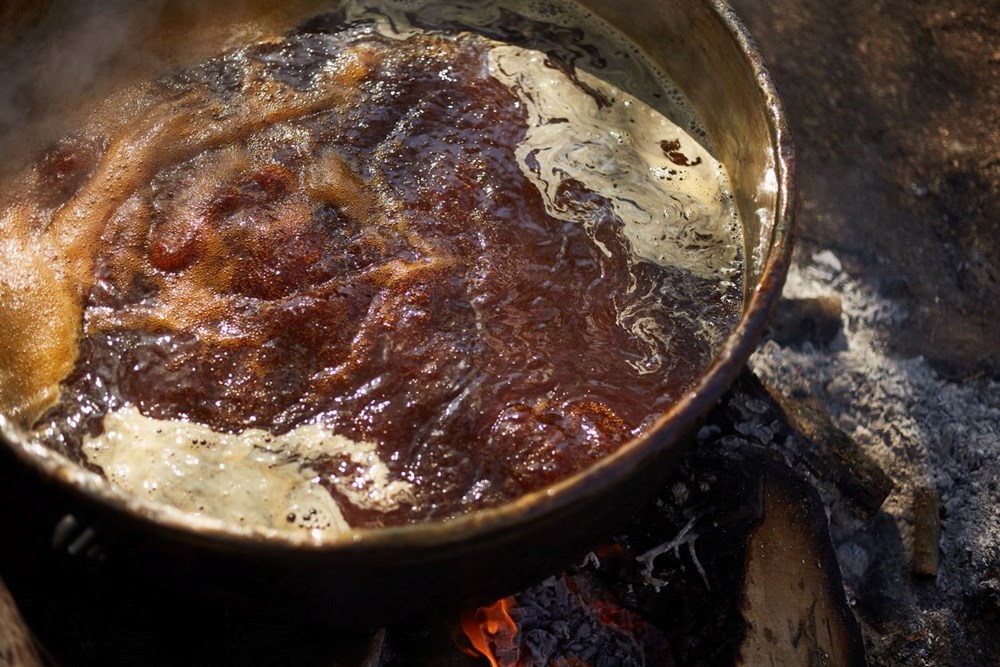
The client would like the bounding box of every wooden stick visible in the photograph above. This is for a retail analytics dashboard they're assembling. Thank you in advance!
[912,486,941,578]
[0,577,44,667]
[757,375,894,520]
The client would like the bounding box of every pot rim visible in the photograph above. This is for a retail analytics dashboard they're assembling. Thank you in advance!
[0,0,795,556]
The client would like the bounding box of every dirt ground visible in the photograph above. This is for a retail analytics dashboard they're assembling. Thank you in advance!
[729,0,999,379]
[729,1,999,664]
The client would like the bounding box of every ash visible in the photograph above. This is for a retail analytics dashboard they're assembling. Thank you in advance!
[752,250,1000,664]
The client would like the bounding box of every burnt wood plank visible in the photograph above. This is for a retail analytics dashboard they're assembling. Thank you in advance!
[738,469,868,667]
[0,578,44,667]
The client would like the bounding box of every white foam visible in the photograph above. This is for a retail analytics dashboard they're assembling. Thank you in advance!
[82,406,413,534]
[488,45,738,280]
[486,43,740,374]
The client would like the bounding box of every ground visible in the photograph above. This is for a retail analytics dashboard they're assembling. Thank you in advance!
[728,1,1000,664]
[729,0,999,379]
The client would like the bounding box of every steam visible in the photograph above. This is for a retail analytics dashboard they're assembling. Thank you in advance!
[0,0,166,156]
[0,0,322,166]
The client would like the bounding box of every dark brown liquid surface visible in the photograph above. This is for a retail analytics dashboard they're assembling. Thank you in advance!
[34,20,740,527]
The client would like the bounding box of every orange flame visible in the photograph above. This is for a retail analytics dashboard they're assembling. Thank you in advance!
[460,597,519,666]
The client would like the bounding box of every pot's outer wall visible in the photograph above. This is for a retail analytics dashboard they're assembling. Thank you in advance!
[0,0,794,635]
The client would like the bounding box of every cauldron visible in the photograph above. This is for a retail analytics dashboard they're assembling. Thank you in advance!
[0,0,793,654]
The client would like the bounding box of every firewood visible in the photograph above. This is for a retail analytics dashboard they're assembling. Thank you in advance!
[769,296,843,345]
[759,376,893,520]
[912,486,941,578]
[0,578,43,667]
[737,469,868,667]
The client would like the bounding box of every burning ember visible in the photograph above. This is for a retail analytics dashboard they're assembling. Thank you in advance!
[461,598,519,666]
[459,573,668,666]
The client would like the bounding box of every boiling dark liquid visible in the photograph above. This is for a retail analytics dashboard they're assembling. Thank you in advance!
[35,17,741,527]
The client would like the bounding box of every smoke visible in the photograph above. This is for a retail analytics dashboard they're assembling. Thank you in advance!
[0,0,322,164]
[0,1,169,147]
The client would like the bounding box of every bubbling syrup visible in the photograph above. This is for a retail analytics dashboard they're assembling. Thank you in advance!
[13,1,743,532]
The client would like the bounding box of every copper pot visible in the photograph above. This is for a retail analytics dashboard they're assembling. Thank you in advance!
[0,0,793,648]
